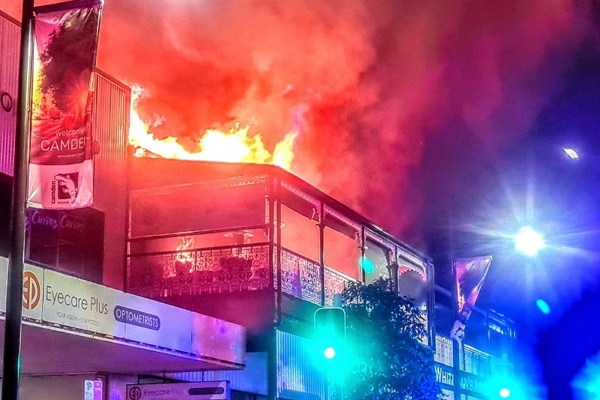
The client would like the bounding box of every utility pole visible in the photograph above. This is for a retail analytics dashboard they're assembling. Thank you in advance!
[2,1,34,399]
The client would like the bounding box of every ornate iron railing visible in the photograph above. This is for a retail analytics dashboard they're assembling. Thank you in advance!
[128,242,357,309]
[464,344,492,377]
[324,267,355,306]
[280,249,322,305]
[434,335,454,367]
[127,244,271,298]
[434,335,496,378]
[276,249,356,306]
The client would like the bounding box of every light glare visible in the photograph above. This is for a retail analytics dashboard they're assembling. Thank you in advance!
[563,147,579,160]
[359,257,375,274]
[536,299,551,314]
[514,227,545,256]
[324,347,336,359]
[499,388,511,398]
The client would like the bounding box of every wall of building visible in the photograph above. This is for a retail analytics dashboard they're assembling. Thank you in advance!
[105,374,139,400]
[18,374,104,400]
[91,71,130,290]
[0,11,19,177]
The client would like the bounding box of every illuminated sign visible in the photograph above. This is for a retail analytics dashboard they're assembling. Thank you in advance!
[23,271,41,310]
[435,364,454,387]
[114,306,160,330]
[0,257,246,367]
[435,364,488,397]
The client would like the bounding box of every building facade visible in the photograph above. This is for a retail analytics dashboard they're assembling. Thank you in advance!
[0,7,515,400]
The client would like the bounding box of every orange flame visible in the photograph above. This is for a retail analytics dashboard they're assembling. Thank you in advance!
[128,87,297,170]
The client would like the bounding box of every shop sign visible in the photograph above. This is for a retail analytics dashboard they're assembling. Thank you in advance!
[0,257,246,366]
[84,380,103,400]
[126,381,229,400]
[435,364,454,387]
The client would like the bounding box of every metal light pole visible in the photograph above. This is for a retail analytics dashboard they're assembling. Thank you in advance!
[2,0,34,399]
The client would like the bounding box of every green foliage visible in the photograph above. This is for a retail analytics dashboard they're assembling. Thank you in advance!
[340,278,442,400]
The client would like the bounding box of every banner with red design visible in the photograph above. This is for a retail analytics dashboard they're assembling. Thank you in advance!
[450,256,492,341]
[28,0,102,209]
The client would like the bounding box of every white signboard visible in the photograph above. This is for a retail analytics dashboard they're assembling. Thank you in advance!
[126,381,229,400]
[84,379,103,400]
[0,258,246,367]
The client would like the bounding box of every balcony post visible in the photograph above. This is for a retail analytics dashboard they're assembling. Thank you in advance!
[319,202,325,306]
[276,178,282,321]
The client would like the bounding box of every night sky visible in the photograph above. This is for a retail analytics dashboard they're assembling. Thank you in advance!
[4,1,600,397]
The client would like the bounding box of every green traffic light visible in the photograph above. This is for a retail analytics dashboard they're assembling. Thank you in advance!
[324,347,336,359]
[314,307,346,366]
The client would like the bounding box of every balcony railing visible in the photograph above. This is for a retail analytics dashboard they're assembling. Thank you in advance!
[464,344,492,377]
[127,243,357,308]
[434,334,507,379]
[280,249,322,305]
[127,244,271,298]
[279,248,357,306]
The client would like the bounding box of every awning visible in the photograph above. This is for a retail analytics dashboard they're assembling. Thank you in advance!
[0,258,246,375]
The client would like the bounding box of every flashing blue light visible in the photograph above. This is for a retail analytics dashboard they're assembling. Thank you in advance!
[514,227,546,256]
[359,257,375,274]
[499,388,511,398]
[572,349,600,398]
[536,299,551,314]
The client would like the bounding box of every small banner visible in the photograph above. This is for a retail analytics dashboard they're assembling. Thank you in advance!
[450,256,492,341]
[28,0,103,209]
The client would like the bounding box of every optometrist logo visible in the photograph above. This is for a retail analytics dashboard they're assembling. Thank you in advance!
[127,386,142,400]
[23,271,41,310]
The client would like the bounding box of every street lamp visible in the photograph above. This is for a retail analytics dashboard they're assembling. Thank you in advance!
[514,227,545,256]
[563,147,580,160]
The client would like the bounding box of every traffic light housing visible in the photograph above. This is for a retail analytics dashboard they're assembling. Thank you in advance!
[314,307,346,367]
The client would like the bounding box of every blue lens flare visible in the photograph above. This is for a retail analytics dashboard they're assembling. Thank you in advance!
[359,257,375,274]
[572,349,600,399]
[536,299,551,314]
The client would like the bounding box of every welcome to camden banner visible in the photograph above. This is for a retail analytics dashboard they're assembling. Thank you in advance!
[28,0,102,209]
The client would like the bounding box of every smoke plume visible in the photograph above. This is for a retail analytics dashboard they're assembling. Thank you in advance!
[3,0,596,243]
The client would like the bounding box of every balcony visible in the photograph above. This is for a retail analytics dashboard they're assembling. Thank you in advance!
[126,159,433,339]
[434,334,514,398]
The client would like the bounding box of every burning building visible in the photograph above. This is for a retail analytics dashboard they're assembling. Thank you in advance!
[0,4,516,399]
[125,157,434,398]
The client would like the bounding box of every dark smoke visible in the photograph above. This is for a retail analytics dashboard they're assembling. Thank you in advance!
[4,0,596,244]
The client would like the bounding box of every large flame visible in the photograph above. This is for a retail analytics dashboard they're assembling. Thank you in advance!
[128,87,297,170]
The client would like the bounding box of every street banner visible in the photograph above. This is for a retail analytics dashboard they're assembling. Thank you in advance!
[450,256,492,341]
[28,0,102,209]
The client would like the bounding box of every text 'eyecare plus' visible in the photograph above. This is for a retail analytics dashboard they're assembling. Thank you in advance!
[45,286,108,314]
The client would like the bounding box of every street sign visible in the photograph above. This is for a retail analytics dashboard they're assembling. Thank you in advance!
[84,380,103,400]
[126,381,229,400]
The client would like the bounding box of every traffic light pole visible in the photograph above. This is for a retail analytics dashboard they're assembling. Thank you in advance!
[2,0,34,399]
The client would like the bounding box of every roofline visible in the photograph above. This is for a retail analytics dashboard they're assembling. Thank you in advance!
[129,158,431,263]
